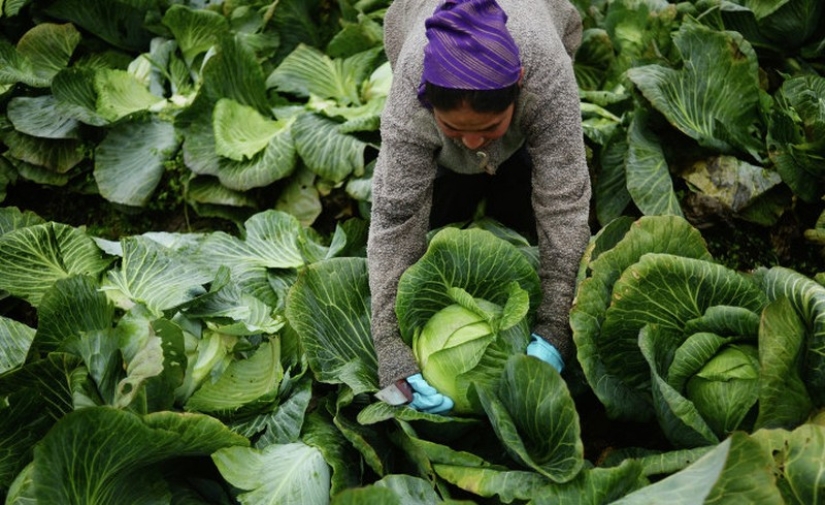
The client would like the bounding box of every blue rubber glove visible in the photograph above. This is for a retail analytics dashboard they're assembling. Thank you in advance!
[406,373,454,414]
[526,334,565,373]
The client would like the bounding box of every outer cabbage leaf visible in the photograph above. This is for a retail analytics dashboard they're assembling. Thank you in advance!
[762,266,825,406]
[43,0,156,52]
[0,206,44,236]
[213,442,331,505]
[750,423,825,504]
[627,20,764,159]
[213,98,283,161]
[102,235,213,316]
[373,474,452,505]
[173,329,231,404]
[406,428,574,503]
[180,35,271,186]
[594,132,632,226]
[32,407,249,504]
[433,465,550,503]
[247,375,313,448]
[5,156,69,186]
[30,274,113,357]
[6,95,81,139]
[0,354,86,492]
[261,0,334,63]
[197,210,326,308]
[113,314,187,412]
[360,60,392,105]
[0,222,112,307]
[0,394,43,494]
[198,210,335,278]
[2,0,30,16]
[0,353,83,423]
[161,4,229,65]
[266,44,382,106]
[51,67,110,126]
[529,460,646,505]
[285,257,377,394]
[127,37,180,98]
[610,431,782,504]
[681,155,783,210]
[0,316,35,374]
[94,117,179,207]
[215,121,297,191]
[573,28,615,91]
[0,23,80,87]
[476,355,584,483]
[181,41,297,191]
[302,411,362,497]
[720,0,824,49]
[276,165,323,226]
[325,11,384,59]
[397,227,541,346]
[183,101,298,191]
[2,129,85,173]
[625,109,684,217]
[185,340,282,414]
[291,112,369,183]
[181,269,284,336]
[755,295,813,429]
[308,95,384,132]
[186,175,259,210]
[331,487,400,505]
[602,0,680,89]
[93,69,164,122]
[196,34,270,114]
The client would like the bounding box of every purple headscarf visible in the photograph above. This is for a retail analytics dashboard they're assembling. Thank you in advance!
[419,0,521,101]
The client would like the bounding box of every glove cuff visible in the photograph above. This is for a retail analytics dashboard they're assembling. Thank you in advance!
[528,333,565,373]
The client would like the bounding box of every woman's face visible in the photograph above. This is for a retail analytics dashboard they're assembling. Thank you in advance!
[433,102,515,151]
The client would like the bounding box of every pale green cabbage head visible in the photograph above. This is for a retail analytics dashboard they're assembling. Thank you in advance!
[686,344,760,437]
[413,286,530,414]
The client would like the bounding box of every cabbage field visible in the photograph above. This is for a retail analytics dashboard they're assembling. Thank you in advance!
[1,0,825,503]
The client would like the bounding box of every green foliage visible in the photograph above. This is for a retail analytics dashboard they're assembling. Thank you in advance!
[577,0,825,261]
[0,0,391,228]
[2,0,825,503]
[1,207,825,503]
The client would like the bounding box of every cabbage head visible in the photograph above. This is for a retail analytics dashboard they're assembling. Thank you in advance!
[686,344,760,438]
[413,285,530,414]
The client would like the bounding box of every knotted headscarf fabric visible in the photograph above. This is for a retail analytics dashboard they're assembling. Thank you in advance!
[418,0,521,102]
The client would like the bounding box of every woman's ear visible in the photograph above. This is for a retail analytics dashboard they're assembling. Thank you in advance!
[518,67,525,86]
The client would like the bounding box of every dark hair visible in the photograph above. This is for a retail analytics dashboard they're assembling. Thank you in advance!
[422,81,520,113]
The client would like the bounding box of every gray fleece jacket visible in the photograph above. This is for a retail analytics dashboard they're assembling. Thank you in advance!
[367,0,592,389]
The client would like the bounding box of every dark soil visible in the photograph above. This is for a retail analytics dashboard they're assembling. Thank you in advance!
[5,180,237,239]
[698,208,824,278]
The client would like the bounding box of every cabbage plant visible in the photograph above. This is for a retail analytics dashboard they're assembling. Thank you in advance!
[395,227,540,412]
[287,225,586,486]
[0,208,351,500]
[571,215,825,447]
